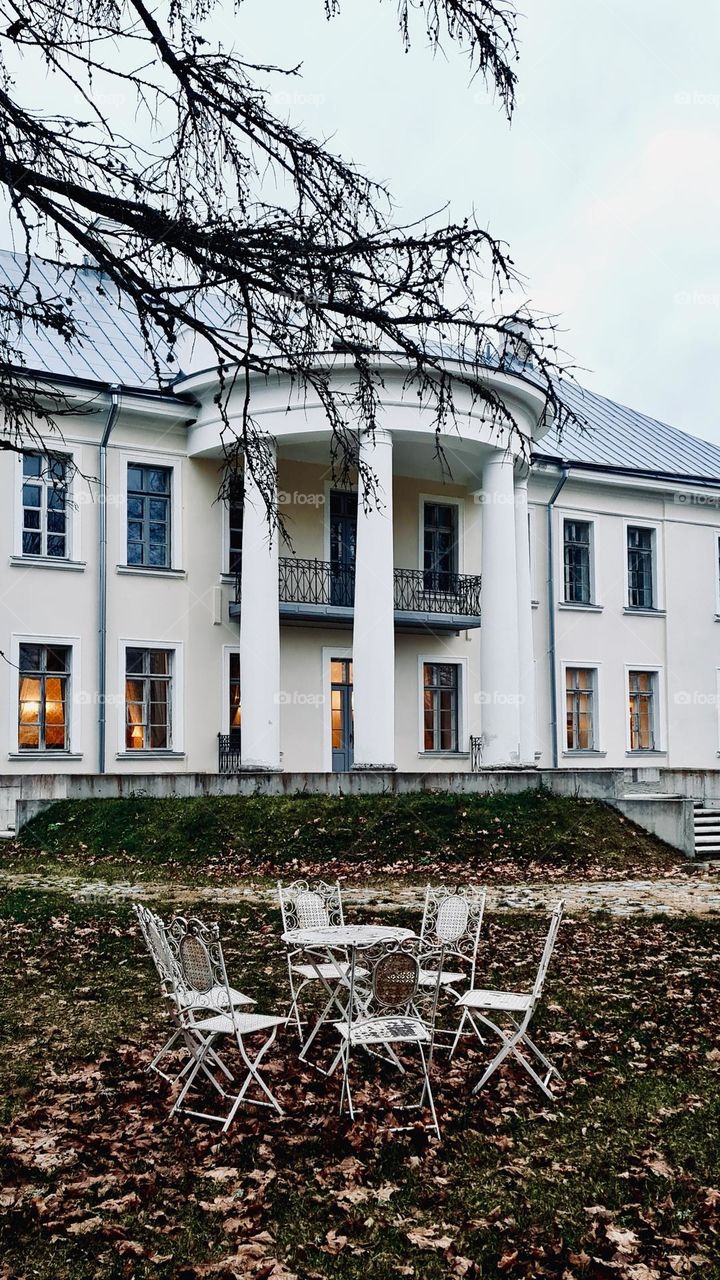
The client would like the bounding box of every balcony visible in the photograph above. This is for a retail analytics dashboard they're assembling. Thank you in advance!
[230,558,482,630]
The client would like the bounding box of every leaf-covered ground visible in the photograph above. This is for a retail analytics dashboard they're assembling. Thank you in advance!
[8,791,682,884]
[1,883,719,1280]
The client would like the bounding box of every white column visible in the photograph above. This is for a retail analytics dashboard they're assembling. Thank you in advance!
[514,471,537,766]
[352,427,395,769]
[239,442,281,770]
[479,449,520,765]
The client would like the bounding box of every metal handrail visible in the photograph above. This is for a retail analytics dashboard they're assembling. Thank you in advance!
[235,558,482,617]
[218,731,242,774]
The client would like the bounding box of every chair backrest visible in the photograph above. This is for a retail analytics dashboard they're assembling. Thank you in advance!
[420,885,486,983]
[347,937,445,1035]
[531,901,564,1000]
[134,903,178,989]
[277,879,344,933]
[372,947,420,1009]
[167,914,235,1022]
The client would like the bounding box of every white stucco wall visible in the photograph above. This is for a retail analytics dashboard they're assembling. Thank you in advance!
[3,364,720,780]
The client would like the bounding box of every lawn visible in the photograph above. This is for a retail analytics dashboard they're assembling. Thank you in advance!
[1,879,719,1280]
[8,790,680,884]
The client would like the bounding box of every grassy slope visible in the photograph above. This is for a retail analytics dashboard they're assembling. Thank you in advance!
[7,790,680,883]
[0,889,719,1280]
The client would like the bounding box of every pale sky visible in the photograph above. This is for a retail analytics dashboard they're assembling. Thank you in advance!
[234,0,720,444]
[6,0,720,443]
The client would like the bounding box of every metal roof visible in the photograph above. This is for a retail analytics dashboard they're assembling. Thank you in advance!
[0,250,174,389]
[2,250,719,483]
[537,377,720,483]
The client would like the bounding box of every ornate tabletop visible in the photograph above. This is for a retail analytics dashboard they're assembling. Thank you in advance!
[281,924,415,948]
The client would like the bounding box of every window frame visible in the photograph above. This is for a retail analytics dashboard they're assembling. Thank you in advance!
[14,449,79,563]
[625,520,662,611]
[417,495,464,578]
[126,462,172,569]
[562,516,594,605]
[221,474,244,576]
[8,633,82,757]
[417,654,468,756]
[119,452,183,573]
[322,645,352,771]
[562,663,600,754]
[221,645,242,738]
[626,665,664,754]
[116,639,184,756]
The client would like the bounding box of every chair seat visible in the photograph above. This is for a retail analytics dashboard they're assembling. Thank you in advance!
[292,961,367,981]
[457,988,533,1013]
[337,1016,431,1046]
[418,969,465,987]
[195,1012,287,1035]
[179,985,255,1012]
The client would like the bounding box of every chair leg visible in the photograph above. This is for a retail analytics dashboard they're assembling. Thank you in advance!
[468,1012,557,1101]
[417,1041,440,1138]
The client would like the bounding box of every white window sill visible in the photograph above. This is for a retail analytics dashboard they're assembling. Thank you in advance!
[8,751,83,761]
[626,750,666,757]
[9,555,85,572]
[562,750,607,758]
[418,751,470,759]
[116,565,186,580]
[558,602,603,612]
[623,607,666,617]
[116,751,186,759]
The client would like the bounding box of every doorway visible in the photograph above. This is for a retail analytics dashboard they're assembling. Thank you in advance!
[330,657,353,771]
[329,489,357,606]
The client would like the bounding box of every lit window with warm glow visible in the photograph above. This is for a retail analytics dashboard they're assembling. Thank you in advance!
[18,644,70,751]
[125,648,172,750]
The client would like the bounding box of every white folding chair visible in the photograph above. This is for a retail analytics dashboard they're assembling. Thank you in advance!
[167,915,287,1129]
[418,885,486,1039]
[277,879,352,1040]
[334,937,445,1137]
[134,903,254,1080]
[450,901,564,1100]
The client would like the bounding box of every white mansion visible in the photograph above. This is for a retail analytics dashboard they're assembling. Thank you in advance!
[3,251,720,782]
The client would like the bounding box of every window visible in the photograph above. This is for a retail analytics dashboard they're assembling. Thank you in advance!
[127,464,171,567]
[423,662,459,752]
[125,648,172,750]
[565,667,596,751]
[22,453,68,558]
[627,526,654,609]
[423,502,458,591]
[629,671,656,751]
[229,652,241,742]
[18,644,70,751]
[563,519,592,604]
[228,477,244,575]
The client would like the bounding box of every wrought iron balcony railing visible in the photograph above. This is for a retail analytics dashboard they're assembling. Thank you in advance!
[218,731,242,774]
[393,567,482,617]
[233,558,482,626]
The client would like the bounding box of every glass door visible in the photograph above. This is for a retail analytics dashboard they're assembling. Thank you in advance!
[329,490,357,606]
[331,658,353,771]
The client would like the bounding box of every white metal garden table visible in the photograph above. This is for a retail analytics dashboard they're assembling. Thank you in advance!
[281,924,415,1064]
